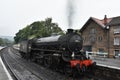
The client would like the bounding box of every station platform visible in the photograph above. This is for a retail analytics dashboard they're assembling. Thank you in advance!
[0,47,13,80]
[93,58,120,70]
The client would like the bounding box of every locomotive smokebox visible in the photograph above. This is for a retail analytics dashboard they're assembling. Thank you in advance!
[67,29,74,34]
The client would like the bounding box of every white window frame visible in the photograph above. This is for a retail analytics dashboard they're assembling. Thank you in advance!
[114,37,120,45]
[90,28,96,34]
[114,26,120,34]
[114,50,120,56]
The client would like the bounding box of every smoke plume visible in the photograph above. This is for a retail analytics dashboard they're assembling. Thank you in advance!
[67,0,75,28]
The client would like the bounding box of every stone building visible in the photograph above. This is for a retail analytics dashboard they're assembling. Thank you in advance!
[80,15,120,57]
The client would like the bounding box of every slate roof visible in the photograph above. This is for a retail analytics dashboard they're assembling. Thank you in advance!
[91,17,106,28]
[80,16,112,32]
[108,16,120,26]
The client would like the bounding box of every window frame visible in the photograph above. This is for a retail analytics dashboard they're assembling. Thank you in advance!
[90,28,97,34]
[114,37,120,45]
[114,50,120,56]
[114,26,120,34]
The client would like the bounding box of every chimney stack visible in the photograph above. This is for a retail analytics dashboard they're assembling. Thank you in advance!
[104,15,107,25]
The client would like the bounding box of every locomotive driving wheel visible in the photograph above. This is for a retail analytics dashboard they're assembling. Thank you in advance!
[64,64,72,76]
[62,51,72,62]
[44,55,52,68]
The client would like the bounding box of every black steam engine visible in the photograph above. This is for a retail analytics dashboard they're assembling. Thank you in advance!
[19,29,95,75]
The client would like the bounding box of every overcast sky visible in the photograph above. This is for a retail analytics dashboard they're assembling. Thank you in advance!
[0,0,120,36]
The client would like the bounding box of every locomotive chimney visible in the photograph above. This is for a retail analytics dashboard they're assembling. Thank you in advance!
[67,29,73,34]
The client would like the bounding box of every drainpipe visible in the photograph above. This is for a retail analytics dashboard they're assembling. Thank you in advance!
[104,15,110,58]
[106,26,110,57]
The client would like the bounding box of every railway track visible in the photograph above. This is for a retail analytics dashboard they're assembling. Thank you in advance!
[1,48,42,80]
[1,47,70,80]
[1,47,100,80]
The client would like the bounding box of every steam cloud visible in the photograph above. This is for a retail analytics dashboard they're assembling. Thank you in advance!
[67,0,75,28]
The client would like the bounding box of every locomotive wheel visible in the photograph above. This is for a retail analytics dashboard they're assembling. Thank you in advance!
[62,52,72,62]
[20,52,27,59]
[20,52,25,58]
[51,56,60,71]
[44,56,52,68]
[64,65,72,76]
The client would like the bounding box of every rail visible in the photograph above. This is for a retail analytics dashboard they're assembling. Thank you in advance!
[0,48,21,80]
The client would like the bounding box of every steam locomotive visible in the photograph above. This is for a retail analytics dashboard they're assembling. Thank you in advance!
[19,29,96,75]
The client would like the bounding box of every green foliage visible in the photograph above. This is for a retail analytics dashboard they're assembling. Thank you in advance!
[0,38,13,46]
[14,18,64,43]
[0,38,3,45]
[74,29,81,35]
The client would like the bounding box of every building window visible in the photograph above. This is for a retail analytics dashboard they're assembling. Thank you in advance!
[99,48,104,53]
[98,36,102,42]
[83,37,85,42]
[83,36,86,42]
[90,28,96,34]
[114,50,120,56]
[114,37,120,45]
[89,36,96,43]
[114,26,120,34]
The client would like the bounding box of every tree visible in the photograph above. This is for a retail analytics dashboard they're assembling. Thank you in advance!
[0,38,13,46]
[14,18,64,43]
[0,38,3,45]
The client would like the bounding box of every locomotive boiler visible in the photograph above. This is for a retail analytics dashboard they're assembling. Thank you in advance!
[19,29,96,75]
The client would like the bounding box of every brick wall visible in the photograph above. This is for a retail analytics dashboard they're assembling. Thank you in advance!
[81,21,108,55]
[108,25,120,57]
